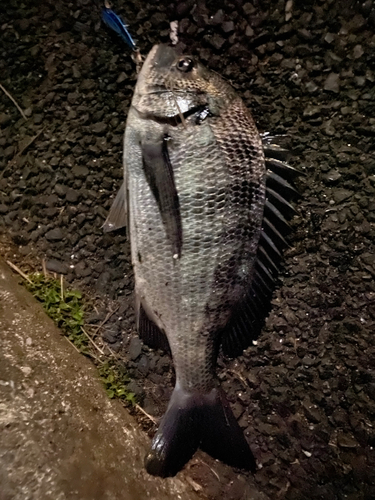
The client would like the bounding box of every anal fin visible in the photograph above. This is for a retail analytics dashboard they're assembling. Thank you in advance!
[137,303,170,353]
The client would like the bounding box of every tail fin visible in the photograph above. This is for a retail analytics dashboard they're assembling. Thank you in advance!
[145,385,256,477]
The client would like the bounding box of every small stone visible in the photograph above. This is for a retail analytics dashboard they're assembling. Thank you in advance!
[355,76,366,87]
[208,33,226,50]
[361,0,372,15]
[324,33,335,44]
[45,228,64,241]
[298,28,313,41]
[337,433,358,449]
[20,366,32,376]
[301,355,318,366]
[222,20,235,33]
[4,145,14,158]
[303,106,321,118]
[116,72,126,84]
[34,114,44,125]
[305,81,318,93]
[243,3,256,15]
[156,355,171,374]
[333,189,353,204]
[46,259,68,274]
[92,122,107,135]
[331,407,349,427]
[341,106,352,115]
[12,232,30,246]
[245,25,254,37]
[211,9,224,25]
[127,380,145,399]
[74,261,91,277]
[366,383,375,400]
[54,184,68,197]
[302,398,321,423]
[322,170,341,184]
[87,311,106,324]
[361,252,375,267]
[66,188,80,203]
[137,355,149,376]
[142,397,158,416]
[353,44,364,59]
[324,73,340,93]
[67,92,79,104]
[0,113,11,127]
[95,271,111,290]
[323,120,336,136]
[18,19,30,31]
[102,330,119,343]
[72,165,89,178]
[129,337,142,360]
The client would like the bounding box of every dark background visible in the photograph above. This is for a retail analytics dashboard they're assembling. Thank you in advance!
[1,1,375,498]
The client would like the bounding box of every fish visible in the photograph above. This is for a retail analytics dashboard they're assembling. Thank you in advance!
[101,1,137,51]
[104,44,299,477]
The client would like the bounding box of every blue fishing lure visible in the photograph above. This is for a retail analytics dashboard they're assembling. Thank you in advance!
[102,3,136,51]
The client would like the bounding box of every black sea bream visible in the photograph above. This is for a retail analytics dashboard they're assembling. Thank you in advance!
[104,44,299,477]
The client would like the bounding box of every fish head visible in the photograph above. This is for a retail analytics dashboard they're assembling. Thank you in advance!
[133,44,235,118]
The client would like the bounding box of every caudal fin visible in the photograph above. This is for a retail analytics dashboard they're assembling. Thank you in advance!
[145,386,256,478]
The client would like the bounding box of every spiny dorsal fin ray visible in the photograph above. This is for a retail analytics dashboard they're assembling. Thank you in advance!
[266,187,297,218]
[262,217,289,250]
[264,199,291,235]
[266,171,299,199]
[261,133,291,161]
[258,246,279,274]
[266,158,301,180]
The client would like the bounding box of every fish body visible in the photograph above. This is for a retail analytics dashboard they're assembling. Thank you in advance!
[105,44,298,477]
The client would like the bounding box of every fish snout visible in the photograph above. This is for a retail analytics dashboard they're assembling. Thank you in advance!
[135,44,182,96]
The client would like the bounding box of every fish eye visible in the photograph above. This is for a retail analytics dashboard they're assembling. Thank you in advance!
[176,57,194,73]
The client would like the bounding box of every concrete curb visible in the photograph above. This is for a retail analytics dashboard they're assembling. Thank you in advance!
[0,258,202,500]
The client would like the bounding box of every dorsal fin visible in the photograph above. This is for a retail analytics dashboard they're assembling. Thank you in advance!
[221,135,301,358]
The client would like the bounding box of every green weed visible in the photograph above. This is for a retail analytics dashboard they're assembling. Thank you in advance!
[98,361,137,405]
[25,272,137,405]
[25,273,88,352]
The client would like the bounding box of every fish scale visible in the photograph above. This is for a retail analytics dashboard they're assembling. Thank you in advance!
[104,44,300,477]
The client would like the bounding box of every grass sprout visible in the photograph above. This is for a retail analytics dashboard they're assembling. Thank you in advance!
[23,270,137,406]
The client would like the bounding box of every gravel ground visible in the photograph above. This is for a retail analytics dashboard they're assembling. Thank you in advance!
[1,0,375,498]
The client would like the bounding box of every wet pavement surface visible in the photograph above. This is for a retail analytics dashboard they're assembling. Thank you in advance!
[1,0,375,498]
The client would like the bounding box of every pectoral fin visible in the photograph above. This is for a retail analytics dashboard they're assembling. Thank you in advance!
[142,136,182,258]
[102,182,128,233]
